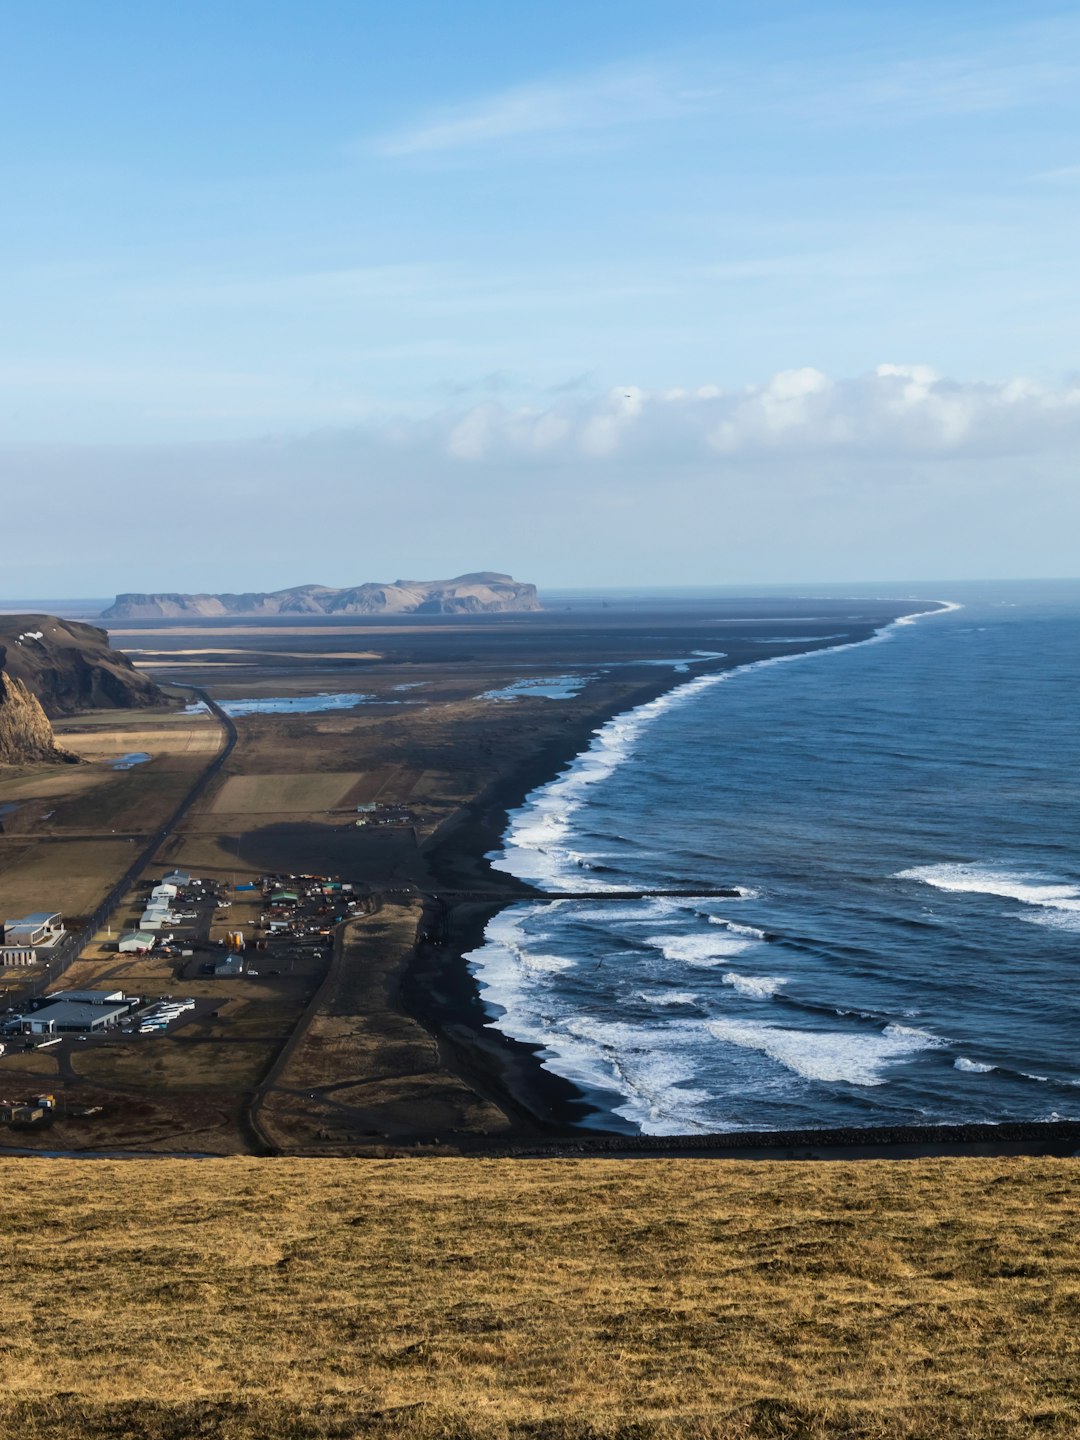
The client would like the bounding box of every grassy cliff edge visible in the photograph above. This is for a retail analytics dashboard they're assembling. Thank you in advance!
[0,1155,1076,1438]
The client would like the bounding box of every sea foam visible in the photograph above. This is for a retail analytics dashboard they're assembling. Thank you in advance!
[646,933,756,966]
[709,917,767,939]
[897,862,1080,931]
[470,599,962,1128]
[705,1018,945,1086]
[492,602,951,894]
[722,972,787,999]
[634,990,701,1007]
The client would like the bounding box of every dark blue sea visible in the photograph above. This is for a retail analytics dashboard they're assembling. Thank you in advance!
[466,582,1080,1134]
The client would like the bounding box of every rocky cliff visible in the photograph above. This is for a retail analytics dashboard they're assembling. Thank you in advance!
[102,572,542,619]
[0,616,166,719]
[0,673,79,765]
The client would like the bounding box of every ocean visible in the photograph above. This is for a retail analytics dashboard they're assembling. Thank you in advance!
[466,582,1080,1135]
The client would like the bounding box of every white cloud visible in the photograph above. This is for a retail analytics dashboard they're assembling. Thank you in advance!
[408,367,1080,465]
[5,363,1078,591]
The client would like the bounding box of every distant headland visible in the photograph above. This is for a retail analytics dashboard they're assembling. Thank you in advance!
[101,572,541,620]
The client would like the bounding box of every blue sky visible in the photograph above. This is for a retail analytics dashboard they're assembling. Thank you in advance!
[2,1,1079,592]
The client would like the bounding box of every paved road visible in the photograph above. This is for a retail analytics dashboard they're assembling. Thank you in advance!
[10,688,237,1006]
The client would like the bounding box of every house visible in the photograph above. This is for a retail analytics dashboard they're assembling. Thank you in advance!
[203,954,244,977]
[119,930,155,953]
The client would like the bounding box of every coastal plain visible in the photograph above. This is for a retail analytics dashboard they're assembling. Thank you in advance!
[1,597,920,1153]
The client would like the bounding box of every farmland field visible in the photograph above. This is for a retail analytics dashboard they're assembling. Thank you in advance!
[211,771,363,814]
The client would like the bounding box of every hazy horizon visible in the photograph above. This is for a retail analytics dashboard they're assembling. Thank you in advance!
[4,577,1080,614]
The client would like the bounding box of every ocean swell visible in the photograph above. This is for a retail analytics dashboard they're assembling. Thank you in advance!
[897,862,1080,932]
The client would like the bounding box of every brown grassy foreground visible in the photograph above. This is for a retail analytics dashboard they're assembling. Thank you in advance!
[0,1157,1077,1439]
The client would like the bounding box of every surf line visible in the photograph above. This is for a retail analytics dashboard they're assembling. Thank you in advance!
[489,598,962,893]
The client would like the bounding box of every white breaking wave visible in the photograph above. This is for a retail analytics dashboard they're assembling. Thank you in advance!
[709,916,767,939]
[469,599,962,1129]
[722,972,787,999]
[646,932,756,966]
[491,601,957,893]
[882,1021,947,1045]
[574,898,682,924]
[563,1017,719,1134]
[469,908,576,1001]
[467,912,727,1134]
[1016,908,1080,933]
[520,953,577,973]
[706,1017,946,1086]
[634,990,701,1007]
[955,1057,995,1073]
[897,862,1080,931]
[894,599,964,624]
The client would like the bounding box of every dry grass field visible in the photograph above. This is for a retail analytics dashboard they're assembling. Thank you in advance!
[211,771,363,814]
[256,905,512,1151]
[0,837,144,919]
[0,1156,1076,1439]
[0,707,221,922]
[71,1036,276,1091]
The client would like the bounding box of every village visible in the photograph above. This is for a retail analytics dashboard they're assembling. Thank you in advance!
[0,868,367,1132]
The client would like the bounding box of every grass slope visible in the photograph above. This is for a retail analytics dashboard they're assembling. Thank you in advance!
[1,1157,1077,1438]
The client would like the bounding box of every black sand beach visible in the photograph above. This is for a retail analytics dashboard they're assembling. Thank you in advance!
[382,599,1080,1160]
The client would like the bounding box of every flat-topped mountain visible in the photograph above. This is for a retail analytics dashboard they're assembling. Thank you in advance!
[0,615,166,719]
[102,572,542,619]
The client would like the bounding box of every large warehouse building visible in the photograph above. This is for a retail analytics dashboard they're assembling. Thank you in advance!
[7,991,135,1036]
[14,1001,130,1036]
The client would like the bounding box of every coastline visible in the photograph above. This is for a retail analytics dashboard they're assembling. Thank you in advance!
[407,660,714,1135]
[407,603,965,1142]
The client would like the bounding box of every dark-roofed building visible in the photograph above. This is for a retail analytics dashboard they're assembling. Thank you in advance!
[19,1000,129,1034]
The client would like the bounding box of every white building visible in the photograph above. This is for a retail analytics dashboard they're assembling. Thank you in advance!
[3,911,64,947]
[119,930,155,953]
[49,988,126,1005]
[1,911,65,966]
[0,945,37,967]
